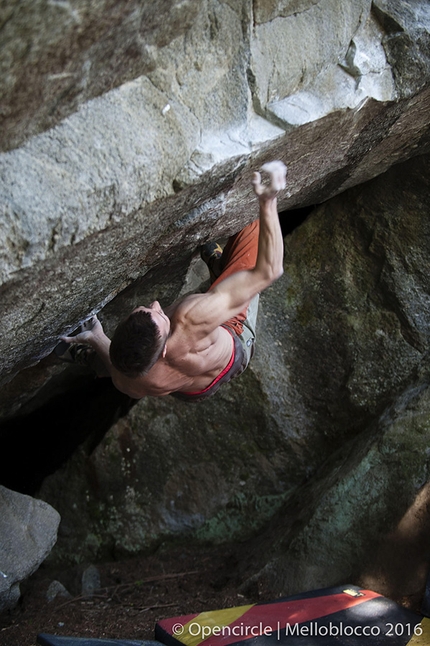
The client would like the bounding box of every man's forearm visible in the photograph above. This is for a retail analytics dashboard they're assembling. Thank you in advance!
[87,332,115,378]
[252,161,286,285]
[254,194,284,283]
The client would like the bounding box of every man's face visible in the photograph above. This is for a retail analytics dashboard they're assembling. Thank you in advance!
[133,301,170,340]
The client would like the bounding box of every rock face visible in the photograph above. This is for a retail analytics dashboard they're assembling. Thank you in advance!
[0,486,60,611]
[1,0,430,611]
[1,0,430,407]
[245,375,430,606]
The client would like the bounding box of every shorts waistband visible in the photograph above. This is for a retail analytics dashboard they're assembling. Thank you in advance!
[171,328,245,402]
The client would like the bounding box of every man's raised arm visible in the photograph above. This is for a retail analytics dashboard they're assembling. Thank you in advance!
[181,161,287,334]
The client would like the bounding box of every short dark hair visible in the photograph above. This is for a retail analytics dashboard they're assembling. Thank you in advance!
[109,310,165,377]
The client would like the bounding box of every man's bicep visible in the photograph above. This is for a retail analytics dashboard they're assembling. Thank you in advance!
[187,269,258,332]
[211,268,257,307]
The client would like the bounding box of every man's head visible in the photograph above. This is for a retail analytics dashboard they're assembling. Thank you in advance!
[109,301,170,377]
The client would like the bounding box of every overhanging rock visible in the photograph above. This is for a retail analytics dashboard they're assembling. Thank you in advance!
[1,0,430,413]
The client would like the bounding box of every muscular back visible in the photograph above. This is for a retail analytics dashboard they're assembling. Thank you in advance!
[112,294,234,398]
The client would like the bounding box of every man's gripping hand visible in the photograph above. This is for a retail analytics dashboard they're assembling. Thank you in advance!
[252,160,287,200]
[60,315,104,347]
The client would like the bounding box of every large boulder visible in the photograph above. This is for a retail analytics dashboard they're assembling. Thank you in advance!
[0,486,60,611]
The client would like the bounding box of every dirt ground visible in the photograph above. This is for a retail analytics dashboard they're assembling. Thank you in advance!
[1,534,427,646]
[0,543,257,646]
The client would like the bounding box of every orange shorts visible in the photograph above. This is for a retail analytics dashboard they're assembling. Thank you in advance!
[209,220,259,336]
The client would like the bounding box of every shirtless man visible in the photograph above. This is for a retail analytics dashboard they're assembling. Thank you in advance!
[60,161,287,401]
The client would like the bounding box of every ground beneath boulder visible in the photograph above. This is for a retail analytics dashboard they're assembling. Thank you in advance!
[0,544,257,646]
[1,538,425,646]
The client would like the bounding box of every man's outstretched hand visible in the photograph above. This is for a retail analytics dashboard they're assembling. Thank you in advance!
[252,160,287,200]
[61,315,104,347]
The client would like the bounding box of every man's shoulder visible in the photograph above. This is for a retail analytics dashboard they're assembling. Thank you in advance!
[168,292,208,325]
[168,288,229,339]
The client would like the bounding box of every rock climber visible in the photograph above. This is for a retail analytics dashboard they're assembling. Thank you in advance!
[58,160,287,401]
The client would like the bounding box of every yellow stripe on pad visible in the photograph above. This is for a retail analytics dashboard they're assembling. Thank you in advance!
[407,618,430,645]
[180,604,255,646]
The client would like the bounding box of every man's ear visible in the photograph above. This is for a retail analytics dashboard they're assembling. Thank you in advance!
[162,344,167,358]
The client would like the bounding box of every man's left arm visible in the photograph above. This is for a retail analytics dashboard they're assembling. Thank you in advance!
[61,317,149,397]
[60,317,128,389]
